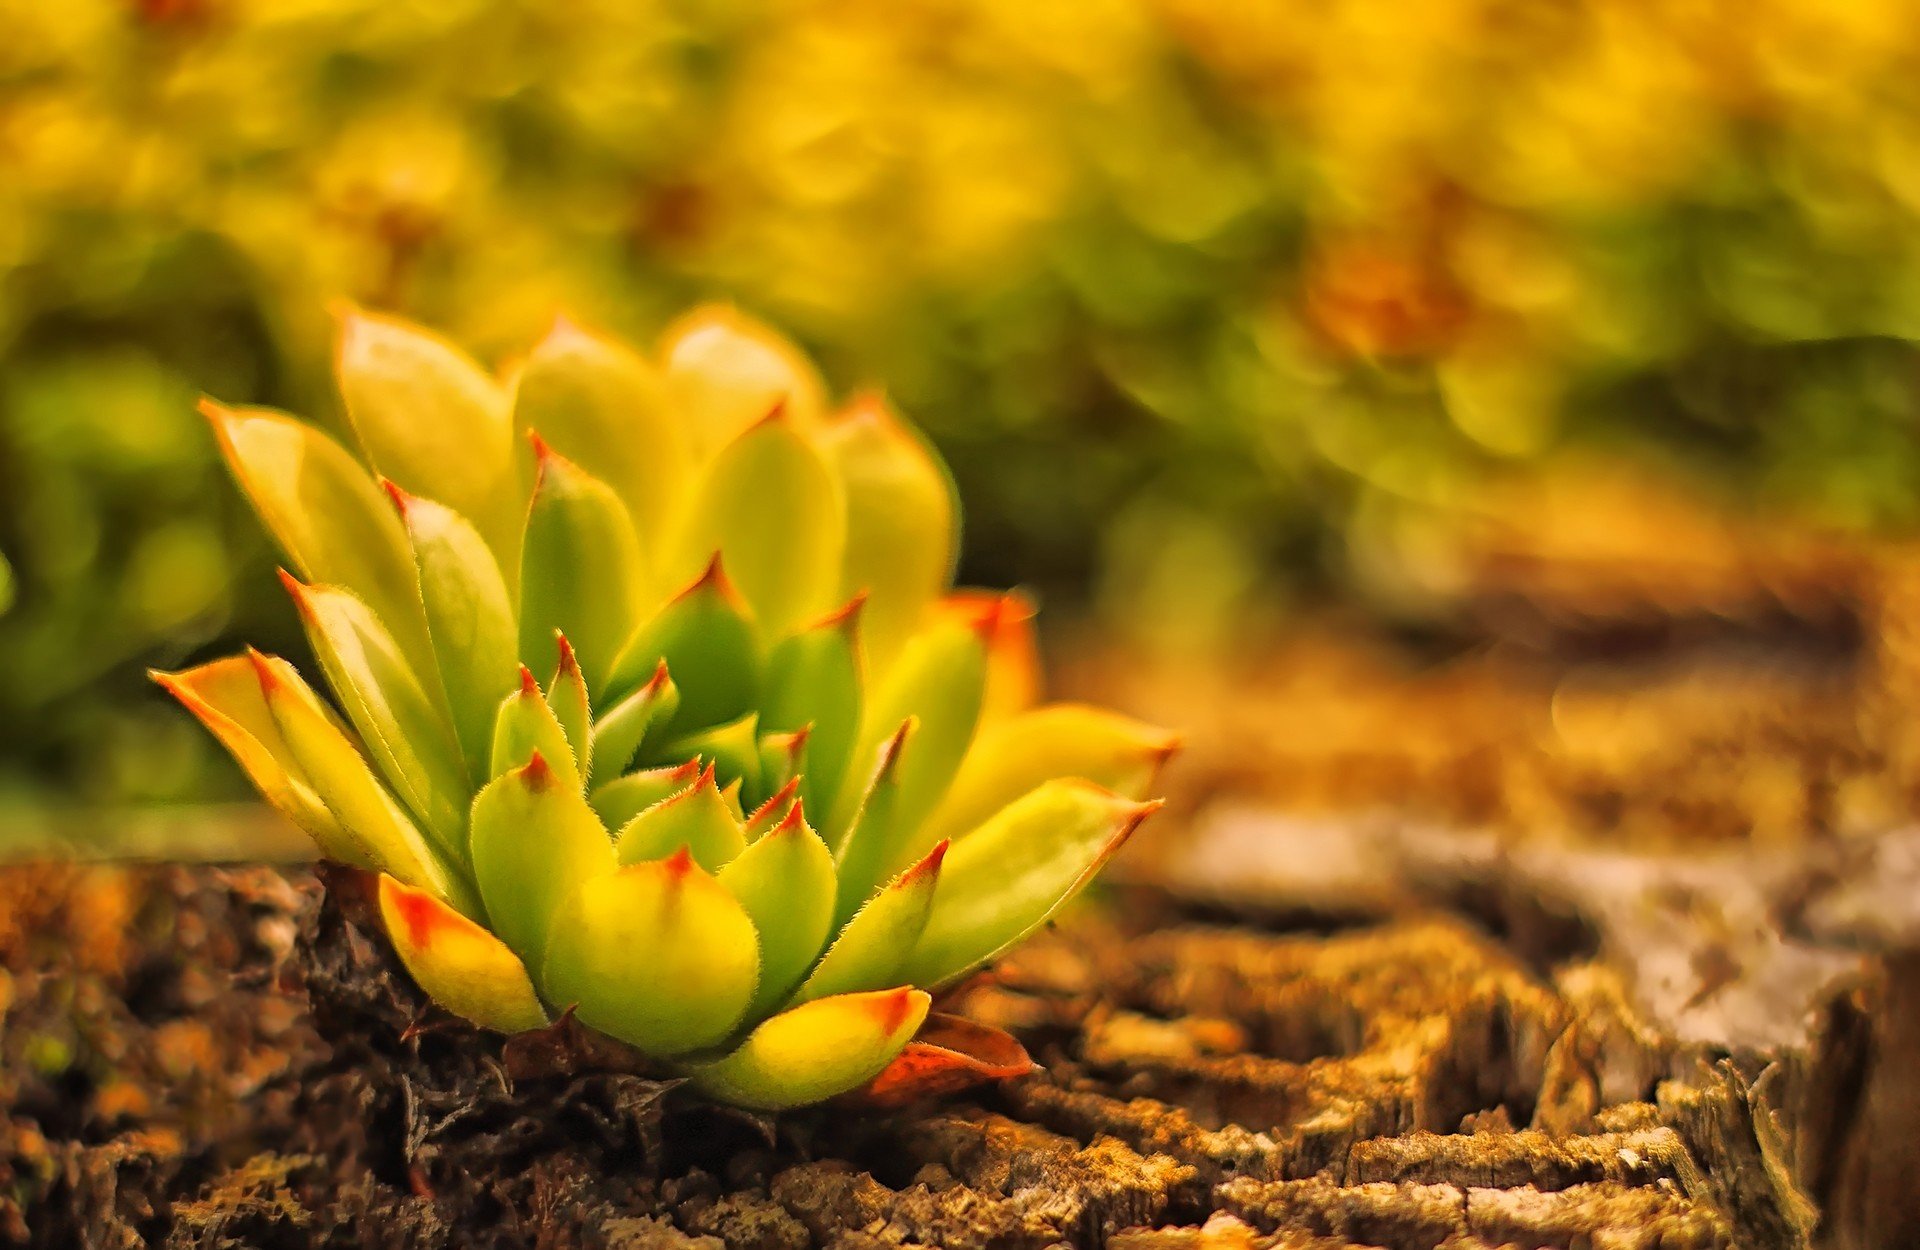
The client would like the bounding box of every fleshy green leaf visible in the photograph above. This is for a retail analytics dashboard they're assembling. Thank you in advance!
[592,661,678,779]
[897,781,1161,989]
[614,763,747,872]
[491,667,581,790]
[828,720,913,925]
[203,401,430,666]
[671,409,843,638]
[757,728,809,801]
[815,393,957,670]
[662,712,762,800]
[513,316,687,543]
[925,704,1177,846]
[378,874,548,1034]
[717,802,837,1018]
[520,437,646,693]
[794,840,946,1005]
[335,307,518,560]
[150,657,357,863]
[660,304,827,457]
[282,573,469,860]
[251,650,472,911]
[590,759,701,829]
[683,987,929,1111]
[832,604,993,849]
[540,848,760,1056]
[742,778,800,842]
[387,481,520,776]
[608,558,761,733]
[762,596,862,827]
[468,753,615,970]
[547,634,593,783]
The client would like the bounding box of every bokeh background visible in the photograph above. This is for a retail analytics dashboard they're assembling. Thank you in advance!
[7,0,1920,815]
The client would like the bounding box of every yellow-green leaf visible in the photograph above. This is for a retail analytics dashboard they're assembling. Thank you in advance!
[614,763,747,872]
[609,559,761,734]
[793,840,945,1006]
[898,781,1160,990]
[660,304,827,457]
[541,849,760,1056]
[590,759,701,830]
[684,988,929,1111]
[468,753,615,970]
[490,667,581,791]
[378,874,548,1034]
[592,661,678,779]
[762,596,862,828]
[547,634,593,783]
[717,803,837,1019]
[520,437,646,692]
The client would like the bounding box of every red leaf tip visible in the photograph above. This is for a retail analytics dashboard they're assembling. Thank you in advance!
[245,647,282,693]
[768,798,809,839]
[522,750,555,790]
[867,987,921,1036]
[814,591,867,635]
[518,665,540,697]
[379,476,414,516]
[275,567,313,614]
[745,777,801,829]
[900,839,949,886]
[553,632,581,676]
[662,845,697,881]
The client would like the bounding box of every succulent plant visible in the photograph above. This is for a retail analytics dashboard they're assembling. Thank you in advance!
[154,305,1174,1109]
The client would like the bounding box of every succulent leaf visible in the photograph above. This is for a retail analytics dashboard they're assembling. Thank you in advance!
[794,840,946,1006]
[614,764,747,872]
[717,803,837,1019]
[662,712,763,798]
[150,658,358,863]
[540,849,761,1057]
[673,410,843,637]
[828,720,914,925]
[591,661,678,779]
[684,988,929,1112]
[282,573,469,858]
[762,598,862,828]
[468,753,615,970]
[816,394,957,669]
[513,317,686,540]
[520,437,646,692]
[335,307,518,560]
[490,667,581,791]
[387,482,520,775]
[202,401,431,667]
[251,651,472,911]
[742,778,801,842]
[590,759,701,830]
[660,304,827,454]
[608,559,761,735]
[925,704,1178,846]
[547,634,594,783]
[378,875,548,1034]
[898,780,1161,989]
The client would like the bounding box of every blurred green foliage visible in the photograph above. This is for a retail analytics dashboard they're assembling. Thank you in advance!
[5,0,1920,801]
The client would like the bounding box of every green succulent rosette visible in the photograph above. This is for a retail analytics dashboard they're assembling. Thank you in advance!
[156,305,1173,1109]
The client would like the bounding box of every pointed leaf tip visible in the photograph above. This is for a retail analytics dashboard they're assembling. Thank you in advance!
[522,750,555,790]
[554,632,581,676]
[275,567,312,611]
[903,838,949,884]
[662,844,697,880]
[378,476,413,515]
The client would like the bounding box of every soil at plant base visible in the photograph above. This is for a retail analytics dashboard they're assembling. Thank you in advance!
[0,846,1888,1250]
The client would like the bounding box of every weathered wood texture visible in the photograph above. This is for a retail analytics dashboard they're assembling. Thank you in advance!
[0,860,1878,1249]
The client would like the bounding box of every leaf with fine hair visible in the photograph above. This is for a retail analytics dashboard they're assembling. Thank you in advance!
[378,875,548,1034]
[793,840,945,1006]
[614,764,746,872]
[541,850,761,1056]
[520,437,646,692]
[761,597,862,828]
[490,668,580,791]
[717,803,837,1019]
[608,559,761,734]
[897,780,1161,990]
[684,988,928,1112]
[468,754,614,971]
[828,721,913,925]
[547,634,593,783]
[592,661,677,779]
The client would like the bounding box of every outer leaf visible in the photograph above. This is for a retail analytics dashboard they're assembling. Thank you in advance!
[794,841,946,1006]
[762,596,862,828]
[924,704,1177,846]
[468,753,615,971]
[540,848,760,1056]
[387,482,520,775]
[282,574,469,858]
[815,393,957,670]
[717,803,837,1019]
[952,590,1040,725]
[614,764,747,872]
[203,401,429,664]
[378,875,548,1034]
[520,436,646,692]
[150,658,357,863]
[857,1014,1034,1107]
[660,304,827,456]
[591,759,700,830]
[251,651,472,911]
[335,308,518,559]
[897,780,1161,990]
[683,987,929,1111]
[491,667,581,790]
[513,316,687,541]
[829,721,913,925]
[608,558,761,733]
[672,409,843,638]
[592,661,678,779]
[547,634,593,783]
[832,606,991,849]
